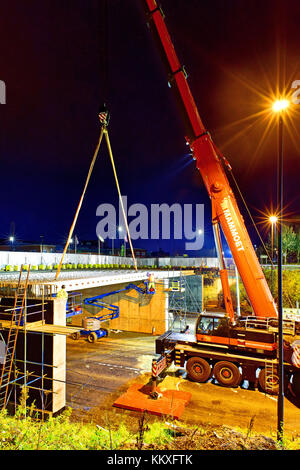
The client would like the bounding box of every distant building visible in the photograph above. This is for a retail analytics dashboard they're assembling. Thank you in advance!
[134,248,147,258]
[151,248,170,257]
[0,243,56,253]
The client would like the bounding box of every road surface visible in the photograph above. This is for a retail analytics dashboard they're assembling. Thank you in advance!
[66,330,300,438]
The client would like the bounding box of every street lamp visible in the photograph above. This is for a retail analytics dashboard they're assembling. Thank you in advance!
[40,235,44,253]
[98,235,104,256]
[9,236,15,251]
[272,97,289,441]
[118,226,126,257]
[111,225,120,256]
[269,215,278,225]
[197,229,204,260]
[74,235,78,254]
[269,215,278,295]
[272,99,289,113]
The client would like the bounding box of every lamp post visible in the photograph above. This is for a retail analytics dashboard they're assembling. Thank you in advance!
[269,215,278,296]
[74,235,78,254]
[198,229,203,258]
[111,225,119,256]
[9,236,14,251]
[98,235,104,257]
[272,98,289,441]
[40,235,44,253]
[118,226,126,257]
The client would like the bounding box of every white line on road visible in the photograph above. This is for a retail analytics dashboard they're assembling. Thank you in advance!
[95,361,142,372]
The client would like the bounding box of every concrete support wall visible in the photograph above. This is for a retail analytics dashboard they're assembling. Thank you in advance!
[0,297,61,414]
[70,281,168,335]
[52,298,66,413]
[114,282,166,335]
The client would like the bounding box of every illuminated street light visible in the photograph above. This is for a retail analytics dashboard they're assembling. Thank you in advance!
[272,99,289,113]
[98,234,104,256]
[272,97,289,441]
[9,236,15,252]
[9,236,14,251]
[118,227,127,257]
[269,215,278,225]
[67,238,73,254]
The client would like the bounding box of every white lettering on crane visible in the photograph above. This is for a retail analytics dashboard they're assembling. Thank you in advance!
[291,80,300,105]
[221,200,245,252]
[0,80,6,104]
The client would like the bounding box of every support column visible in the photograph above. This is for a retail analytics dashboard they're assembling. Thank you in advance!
[52,297,66,413]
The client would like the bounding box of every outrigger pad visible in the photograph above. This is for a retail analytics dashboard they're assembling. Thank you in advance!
[113,383,191,419]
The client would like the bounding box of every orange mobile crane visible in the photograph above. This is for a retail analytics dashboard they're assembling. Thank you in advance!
[142,0,300,396]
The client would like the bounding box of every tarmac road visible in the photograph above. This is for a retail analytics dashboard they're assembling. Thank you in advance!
[66,331,154,412]
[66,330,300,438]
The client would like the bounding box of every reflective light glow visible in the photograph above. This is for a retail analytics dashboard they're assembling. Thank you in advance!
[269,215,278,224]
[272,99,290,113]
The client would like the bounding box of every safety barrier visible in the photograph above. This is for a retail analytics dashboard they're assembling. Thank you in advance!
[0,250,232,271]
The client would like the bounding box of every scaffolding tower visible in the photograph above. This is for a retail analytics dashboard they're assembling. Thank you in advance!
[0,265,82,417]
[167,272,203,332]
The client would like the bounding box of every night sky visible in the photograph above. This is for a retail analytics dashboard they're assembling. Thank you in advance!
[0,0,299,255]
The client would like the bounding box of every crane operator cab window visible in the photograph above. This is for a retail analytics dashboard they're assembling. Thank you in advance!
[196,315,229,337]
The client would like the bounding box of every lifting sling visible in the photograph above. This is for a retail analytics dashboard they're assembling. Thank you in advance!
[55,118,137,280]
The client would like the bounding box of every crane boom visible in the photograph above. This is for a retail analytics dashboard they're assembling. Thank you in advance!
[143,0,277,319]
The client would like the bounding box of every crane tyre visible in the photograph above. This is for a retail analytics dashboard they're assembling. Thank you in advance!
[291,371,300,398]
[213,361,242,387]
[88,332,97,343]
[258,368,279,395]
[71,332,80,340]
[186,357,211,383]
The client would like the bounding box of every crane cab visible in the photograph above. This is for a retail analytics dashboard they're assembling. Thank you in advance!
[195,312,231,346]
[195,312,277,355]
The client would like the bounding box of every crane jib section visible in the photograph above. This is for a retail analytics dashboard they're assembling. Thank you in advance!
[143,0,278,319]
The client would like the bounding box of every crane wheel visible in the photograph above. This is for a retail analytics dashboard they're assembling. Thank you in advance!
[213,361,242,388]
[71,332,80,340]
[186,357,212,383]
[291,371,300,398]
[88,332,97,343]
[258,368,279,395]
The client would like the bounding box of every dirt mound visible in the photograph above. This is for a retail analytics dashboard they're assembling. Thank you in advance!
[168,423,277,450]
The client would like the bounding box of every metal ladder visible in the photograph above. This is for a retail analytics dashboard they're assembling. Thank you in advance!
[0,265,30,410]
[264,360,278,394]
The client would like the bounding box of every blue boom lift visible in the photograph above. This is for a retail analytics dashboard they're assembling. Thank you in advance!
[71,280,155,343]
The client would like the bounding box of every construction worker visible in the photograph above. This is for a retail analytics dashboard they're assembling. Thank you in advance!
[57,285,68,302]
[147,273,155,293]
